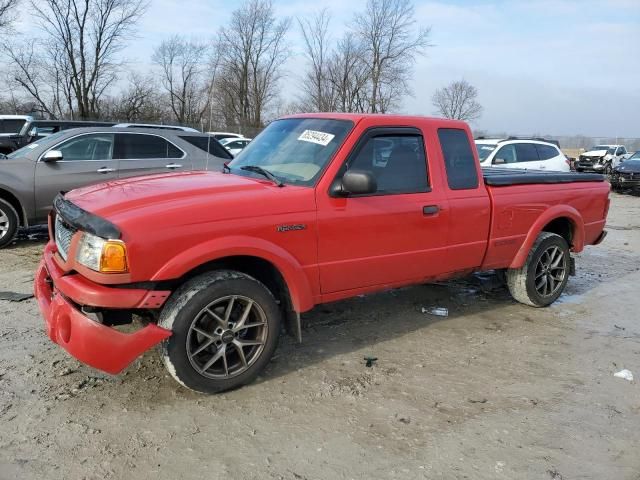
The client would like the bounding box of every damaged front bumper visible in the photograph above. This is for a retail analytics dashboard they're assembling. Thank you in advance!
[34,243,172,374]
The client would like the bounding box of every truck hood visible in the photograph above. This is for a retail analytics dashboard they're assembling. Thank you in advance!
[583,149,608,157]
[65,171,316,230]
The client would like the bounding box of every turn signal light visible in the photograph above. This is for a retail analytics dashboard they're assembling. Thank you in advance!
[100,241,128,273]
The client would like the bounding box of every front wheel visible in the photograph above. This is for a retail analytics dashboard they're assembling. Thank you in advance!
[506,232,570,307]
[159,270,281,393]
[0,199,19,249]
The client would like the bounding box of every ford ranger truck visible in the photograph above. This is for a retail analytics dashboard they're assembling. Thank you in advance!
[34,114,610,394]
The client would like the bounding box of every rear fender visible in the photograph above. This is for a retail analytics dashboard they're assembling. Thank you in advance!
[509,205,584,269]
[151,235,315,313]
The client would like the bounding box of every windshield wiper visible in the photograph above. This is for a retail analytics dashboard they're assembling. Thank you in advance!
[0,153,7,159]
[240,165,284,187]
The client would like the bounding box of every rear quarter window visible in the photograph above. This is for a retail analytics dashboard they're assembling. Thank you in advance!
[535,144,559,161]
[438,128,479,190]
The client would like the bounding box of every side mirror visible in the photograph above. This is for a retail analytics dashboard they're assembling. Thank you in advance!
[493,157,506,165]
[333,170,377,196]
[28,127,37,138]
[42,150,63,162]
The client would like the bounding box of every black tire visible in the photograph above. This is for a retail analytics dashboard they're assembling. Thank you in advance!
[506,232,570,307]
[158,270,281,393]
[0,199,19,249]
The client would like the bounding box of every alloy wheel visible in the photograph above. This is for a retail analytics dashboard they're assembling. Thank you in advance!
[0,209,9,239]
[534,246,567,297]
[186,295,268,379]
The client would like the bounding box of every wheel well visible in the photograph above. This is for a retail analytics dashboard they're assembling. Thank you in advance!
[542,217,574,247]
[0,189,25,226]
[180,255,293,311]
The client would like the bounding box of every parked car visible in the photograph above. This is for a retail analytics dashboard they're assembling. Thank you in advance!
[610,150,640,192]
[0,128,232,247]
[221,137,252,155]
[0,117,116,154]
[208,131,245,141]
[34,113,609,393]
[475,138,570,171]
[113,123,199,132]
[0,115,33,155]
[575,144,631,173]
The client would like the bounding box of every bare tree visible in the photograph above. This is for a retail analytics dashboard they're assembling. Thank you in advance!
[4,40,73,118]
[298,9,335,111]
[99,73,166,122]
[432,79,483,122]
[0,0,19,32]
[153,35,210,125]
[216,0,290,128]
[327,33,369,113]
[353,0,431,113]
[7,0,147,119]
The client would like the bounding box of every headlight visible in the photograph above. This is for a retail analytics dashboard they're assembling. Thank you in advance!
[76,232,128,273]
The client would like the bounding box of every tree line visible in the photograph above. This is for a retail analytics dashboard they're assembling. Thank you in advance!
[0,0,484,131]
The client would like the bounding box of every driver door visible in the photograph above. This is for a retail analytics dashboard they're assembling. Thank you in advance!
[317,128,449,294]
[34,133,117,221]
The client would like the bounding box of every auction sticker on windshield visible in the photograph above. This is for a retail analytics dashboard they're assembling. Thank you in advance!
[298,130,335,146]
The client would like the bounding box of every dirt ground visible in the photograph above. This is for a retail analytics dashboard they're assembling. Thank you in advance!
[0,194,639,480]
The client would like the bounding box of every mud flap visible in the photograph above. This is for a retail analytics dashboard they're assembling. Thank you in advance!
[569,256,576,276]
[284,310,302,343]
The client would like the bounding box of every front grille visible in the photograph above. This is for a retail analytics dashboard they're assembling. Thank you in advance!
[54,215,75,261]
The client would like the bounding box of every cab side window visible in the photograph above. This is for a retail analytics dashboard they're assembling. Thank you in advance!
[115,134,183,159]
[494,145,517,164]
[438,128,478,190]
[347,134,429,194]
[535,144,559,160]
[55,134,114,161]
[514,143,539,163]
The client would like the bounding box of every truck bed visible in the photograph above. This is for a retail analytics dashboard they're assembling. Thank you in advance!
[482,167,605,186]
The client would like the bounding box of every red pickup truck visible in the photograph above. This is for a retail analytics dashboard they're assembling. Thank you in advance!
[34,114,609,393]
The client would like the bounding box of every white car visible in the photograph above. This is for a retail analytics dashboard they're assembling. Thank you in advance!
[208,131,245,141]
[576,144,630,173]
[223,137,252,156]
[475,138,570,172]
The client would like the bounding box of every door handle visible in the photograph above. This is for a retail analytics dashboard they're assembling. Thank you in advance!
[97,167,115,174]
[423,205,440,215]
[165,163,183,169]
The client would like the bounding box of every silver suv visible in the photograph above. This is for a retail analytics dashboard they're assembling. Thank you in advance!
[0,127,232,247]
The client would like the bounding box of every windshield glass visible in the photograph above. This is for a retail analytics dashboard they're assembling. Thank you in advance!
[475,143,497,162]
[629,151,640,159]
[591,145,615,154]
[0,119,28,134]
[6,131,67,159]
[228,118,353,186]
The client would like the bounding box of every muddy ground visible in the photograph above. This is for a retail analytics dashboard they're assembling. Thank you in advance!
[0,194,639,480]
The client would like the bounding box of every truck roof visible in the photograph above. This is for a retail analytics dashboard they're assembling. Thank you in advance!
[284,112,469,128]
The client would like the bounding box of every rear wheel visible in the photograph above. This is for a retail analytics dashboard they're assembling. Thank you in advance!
[506,232,570,307]
[0,199,19,249]
[159,270,281,393]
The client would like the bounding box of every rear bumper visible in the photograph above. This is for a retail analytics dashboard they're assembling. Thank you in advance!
[34,244,172,374]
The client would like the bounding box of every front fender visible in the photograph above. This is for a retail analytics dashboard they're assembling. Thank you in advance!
[151,235,315,312]
[509,205,585,269]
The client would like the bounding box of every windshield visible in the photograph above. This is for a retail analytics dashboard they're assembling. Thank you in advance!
[591,145,615,154]
[228,118,353,186]
[6,131,67,159]
[0,119,28,134]
[629,151,640,159]
[475,143,497,161]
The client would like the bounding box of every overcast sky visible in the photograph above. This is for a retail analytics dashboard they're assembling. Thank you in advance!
[16,0,640,137]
